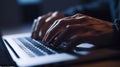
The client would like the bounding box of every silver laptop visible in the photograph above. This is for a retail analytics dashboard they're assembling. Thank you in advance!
[2,33,78,67]
[3,32,119,67]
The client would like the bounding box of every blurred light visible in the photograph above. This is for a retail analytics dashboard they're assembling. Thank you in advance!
[17,0,42,5]
[76,43,95,48]
[74,50,90,55]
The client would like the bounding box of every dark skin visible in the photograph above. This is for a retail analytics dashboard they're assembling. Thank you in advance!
[31,12,52,39]
[31,12,113,50]
[42,15,87,43]
[31,11,64,40]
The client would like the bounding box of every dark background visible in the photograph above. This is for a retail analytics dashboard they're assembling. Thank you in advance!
[0,0,113,29]
[0,0,79,29]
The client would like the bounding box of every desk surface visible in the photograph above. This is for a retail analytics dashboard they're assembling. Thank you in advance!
[72,60,120,67]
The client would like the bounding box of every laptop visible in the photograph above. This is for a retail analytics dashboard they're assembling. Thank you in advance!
[2,32,120,67]
[2,33,79,66]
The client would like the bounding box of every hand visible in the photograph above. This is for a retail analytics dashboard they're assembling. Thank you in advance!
[31,12,113,51]
[42,14,87,43]
[31,11,64,39]
[43,13,113,50]
[51,23,113,50]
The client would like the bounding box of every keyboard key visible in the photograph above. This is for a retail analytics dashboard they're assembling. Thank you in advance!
[17,38,45,56]
[24,37,57,54]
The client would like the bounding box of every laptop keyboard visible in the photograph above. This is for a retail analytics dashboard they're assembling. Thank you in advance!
[14,37,57,57]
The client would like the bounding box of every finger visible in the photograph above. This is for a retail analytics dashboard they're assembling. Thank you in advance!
[31,19,38,39]
[71,13,85,18]
[51,24,89,47]
[31,12,52,39]
[43,16,87,43]
[40,11,64,40]
[35,12,52,39]
[53,23,113,50]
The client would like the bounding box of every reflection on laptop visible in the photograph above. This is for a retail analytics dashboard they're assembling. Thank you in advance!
[2,12,118,67]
